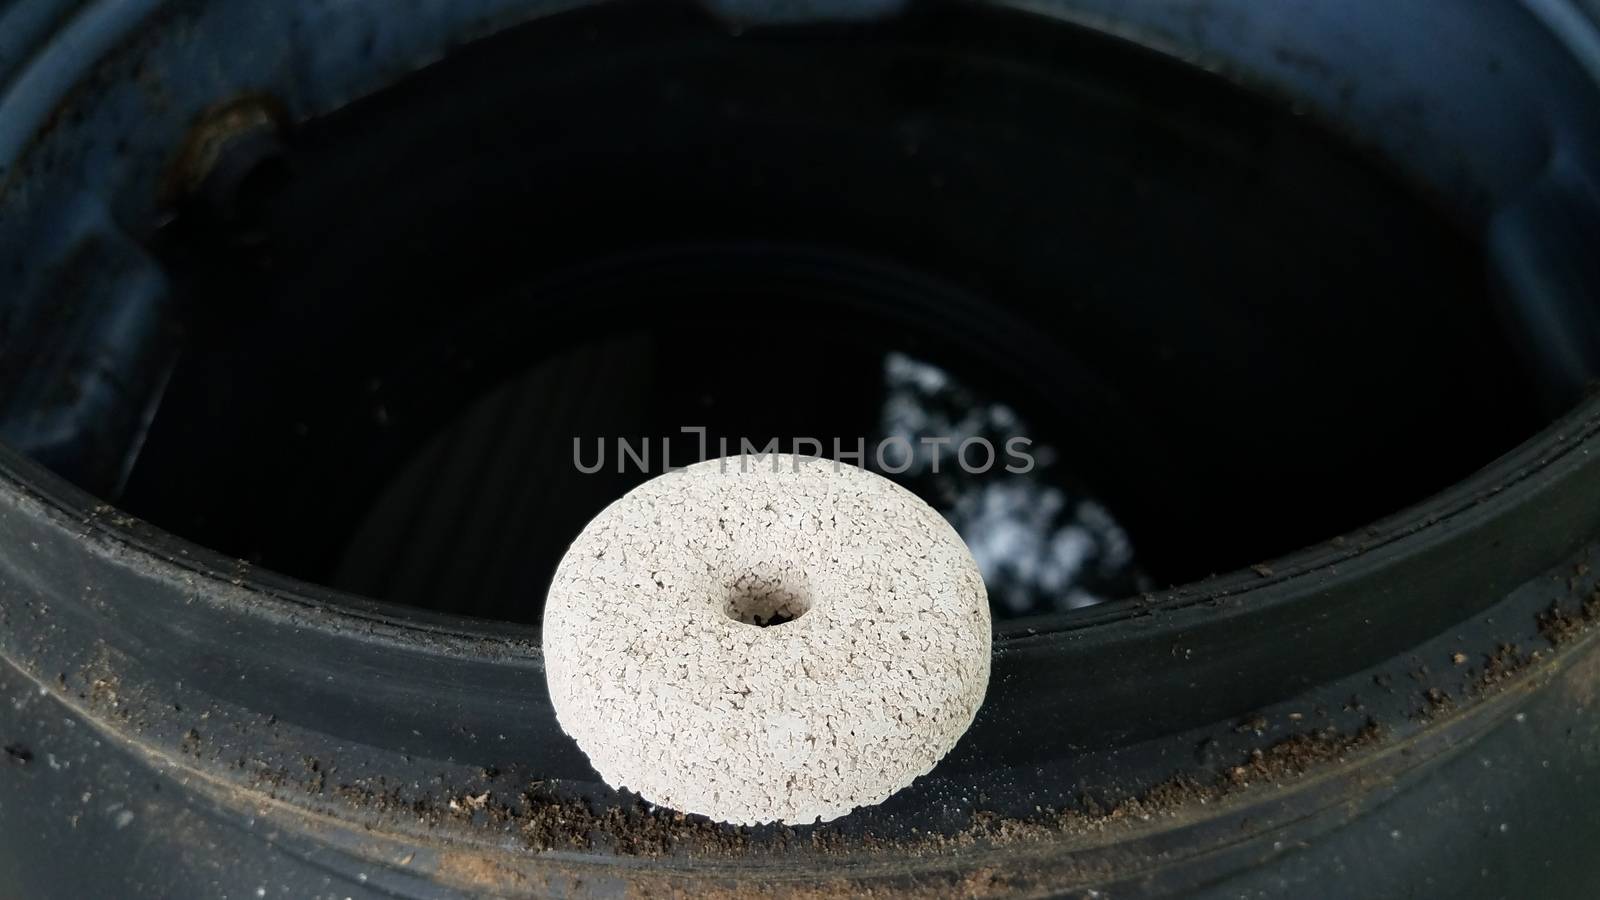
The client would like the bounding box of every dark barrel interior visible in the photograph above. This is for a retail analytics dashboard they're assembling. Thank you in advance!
[12,2,1553,622]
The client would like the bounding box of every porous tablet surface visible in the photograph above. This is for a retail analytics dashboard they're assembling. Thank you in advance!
[542,455,991,825]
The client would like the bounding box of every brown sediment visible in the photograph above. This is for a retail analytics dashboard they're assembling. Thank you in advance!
[298,719,1387,864]
[511,787,752,857]
[1474,643,1530,694]
[71,581,1600,866]
[1538,588,1600,647]
[58,617,1395,864]
[50,571,1600,882]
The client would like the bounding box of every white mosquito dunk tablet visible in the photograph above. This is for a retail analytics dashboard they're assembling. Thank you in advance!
[542,454,991,825]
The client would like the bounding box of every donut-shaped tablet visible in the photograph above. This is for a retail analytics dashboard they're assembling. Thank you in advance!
[542,454,991,825]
